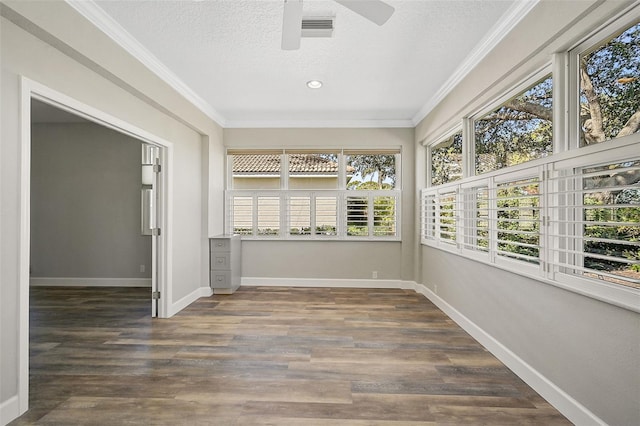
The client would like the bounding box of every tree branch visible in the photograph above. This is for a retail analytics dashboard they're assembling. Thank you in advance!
[580,57,606,144]
[503,99,552,122]
[616,108,640,138]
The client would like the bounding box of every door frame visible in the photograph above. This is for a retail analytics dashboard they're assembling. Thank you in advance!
[18,77,173,414]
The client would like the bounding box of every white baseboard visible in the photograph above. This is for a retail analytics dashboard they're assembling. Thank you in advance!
[413,282,605,426]
[0,395,20,426]
[241,277,408,289]
[29,277,152,287]
[167,286,212,317]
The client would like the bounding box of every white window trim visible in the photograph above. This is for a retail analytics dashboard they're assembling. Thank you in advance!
[422,135,640,313]
[226,149,402,241]
[469,65,553,126]
[567,6,640,150]
[227,189,401,241]
[426,127,464,187]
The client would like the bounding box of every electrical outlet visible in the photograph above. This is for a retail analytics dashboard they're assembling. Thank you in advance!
[434,284,438,294]
[372,271,378,279]
[140,264,146,273]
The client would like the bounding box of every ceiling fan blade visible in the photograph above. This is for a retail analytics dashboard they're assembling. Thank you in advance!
[335,0,394,26]
[282,0,303,50]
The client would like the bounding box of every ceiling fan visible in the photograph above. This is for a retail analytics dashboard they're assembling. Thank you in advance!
[282,0,395,50]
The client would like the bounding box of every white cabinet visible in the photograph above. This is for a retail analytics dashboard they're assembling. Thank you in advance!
[209,235,241,294]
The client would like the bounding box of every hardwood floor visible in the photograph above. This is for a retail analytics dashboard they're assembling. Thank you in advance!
[12,286,571,425]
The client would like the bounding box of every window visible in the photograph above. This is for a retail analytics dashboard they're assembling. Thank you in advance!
[460,185,489,253]
[431,131,463,186]
[315,196,338,236]
[475,75,553,174]
[580,161,639,286]
[422,167,541,269]
[437,190,457,244]
[231,152,281,189]
[230,196,253,235]
[346,195,369,236]
[257,196,280,236]
[345,151,397,190]
[288,195,311,235]
[495,176,540,264]
[288,151,339,189]
[422,13,640,309]
[548,154,640,290]
[578,21,640,146]
[422,193,436,242]
[422,139,639,309]
[226,149,401,240]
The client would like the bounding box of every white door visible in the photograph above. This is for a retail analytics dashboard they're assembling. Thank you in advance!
[142,144,161,317]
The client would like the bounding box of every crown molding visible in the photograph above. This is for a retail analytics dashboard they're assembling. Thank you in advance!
[224,118,415,129]
[66,0,227,127]
[411,0,539,126]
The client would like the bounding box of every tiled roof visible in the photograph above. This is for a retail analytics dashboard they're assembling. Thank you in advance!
[233,154,350,175]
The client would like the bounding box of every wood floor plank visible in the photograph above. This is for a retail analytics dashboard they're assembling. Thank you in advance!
[10,286,572,425]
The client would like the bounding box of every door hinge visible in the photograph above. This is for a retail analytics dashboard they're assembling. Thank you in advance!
[151,228,161,236]
[153,164,162,173]
[152,291,161,300]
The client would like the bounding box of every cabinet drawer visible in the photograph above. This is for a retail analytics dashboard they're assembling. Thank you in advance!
[211,252,231,270]
[210,238,231,252]
[210,271,231,288]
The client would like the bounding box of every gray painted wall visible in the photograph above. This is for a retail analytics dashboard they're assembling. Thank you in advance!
[242,241,402,280]
[30,122,151,280]
[421,246,640,426]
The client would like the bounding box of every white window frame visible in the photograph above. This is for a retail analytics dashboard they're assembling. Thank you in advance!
[492,167,543,276]
[546,139,640,307]
[470,66,553,176]
[567,10,640,150]
[459,181,490,263]
[422,136,639,312]
[226,149,402,241]
[422,11,640,312]
[426,127,463,187]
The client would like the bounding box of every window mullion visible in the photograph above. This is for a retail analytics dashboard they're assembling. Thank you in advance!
[395,152,402,190]
[252,194,258,237]
[552,52,570,154]
[425,146,432,188]
[368,192,374,238]
[488,177,498,263]
[462,117,475,179]
[281,152,288,190]
[283,192,289,239]
[338,151,346,190]
[455,187,462,249]
[339,191,346,238]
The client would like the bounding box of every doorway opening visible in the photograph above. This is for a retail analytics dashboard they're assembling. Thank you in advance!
[30,99,158,308]
[18,78,172,416]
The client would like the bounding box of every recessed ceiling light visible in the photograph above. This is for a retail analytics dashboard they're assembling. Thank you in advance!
[307,80,323,89]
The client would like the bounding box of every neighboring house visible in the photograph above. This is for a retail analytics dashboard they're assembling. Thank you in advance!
[231,154,355,233]
[232,153,353,190]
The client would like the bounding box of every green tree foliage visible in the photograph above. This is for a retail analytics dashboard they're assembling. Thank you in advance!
[475,76,553,174]
[580,22,640,144]
[583,163,640,281]
[430,22,640,285]
[432,133,463,186]
[496,180,540,263]
[347,154,396,189]
[346,154,397,236]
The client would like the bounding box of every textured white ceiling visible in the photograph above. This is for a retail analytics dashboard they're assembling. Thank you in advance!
[90,0,518,127]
